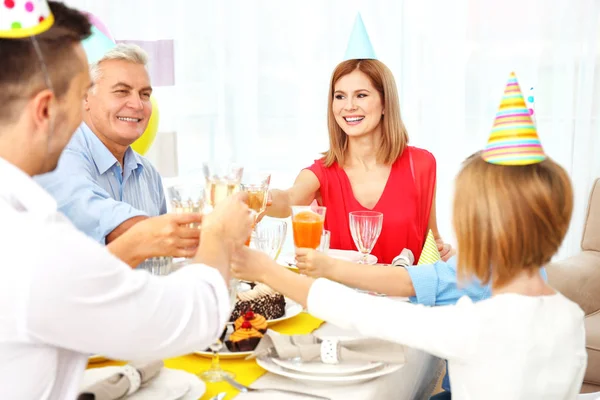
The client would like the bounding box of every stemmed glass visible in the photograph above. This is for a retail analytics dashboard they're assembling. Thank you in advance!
[167,183,205,229]
[199,162,244,383]
[349,211,383,264]
[240,172,271,245]
[253,219,287,260]
[202,162,244,213]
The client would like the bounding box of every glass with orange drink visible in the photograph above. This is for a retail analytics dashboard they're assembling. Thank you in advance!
[291,206,327,249]
[240,172,271,246]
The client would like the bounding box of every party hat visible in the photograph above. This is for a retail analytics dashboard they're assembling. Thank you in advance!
[82,25,116,64]
[482,72,546,166]
[344,13,376,60]
[0,0,54,38]
[417,230,441,265]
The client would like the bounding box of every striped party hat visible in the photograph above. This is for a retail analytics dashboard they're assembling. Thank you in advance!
[482,72,546,166]
[417,230,441,265]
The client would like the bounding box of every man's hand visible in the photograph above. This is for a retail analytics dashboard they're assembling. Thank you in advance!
[194,193,255,279]
[131,213,203,258]
[108,213,203,267]
[197,193,255,251]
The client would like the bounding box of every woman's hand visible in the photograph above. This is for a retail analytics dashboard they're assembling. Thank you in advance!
[295,248,337,278]
[435,238,455,262]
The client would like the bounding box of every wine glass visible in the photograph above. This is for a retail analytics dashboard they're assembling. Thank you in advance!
[137,256,173,276]
[291,206,327,249]
[198,277,242,382]
[240,172,271,245]
[166,183,204,229]
[199,162,244,382]
[253,219,287,260]
[349,211,383,264]
[198,326,234,382]
[202,162,243,212]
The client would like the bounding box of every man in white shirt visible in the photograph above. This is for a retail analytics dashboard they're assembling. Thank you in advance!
[0,2,253,399]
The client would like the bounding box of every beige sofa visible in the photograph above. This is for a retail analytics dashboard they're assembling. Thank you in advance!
[547,178,600,392]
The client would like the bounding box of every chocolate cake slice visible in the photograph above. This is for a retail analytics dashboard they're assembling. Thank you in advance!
[230,283,286,321]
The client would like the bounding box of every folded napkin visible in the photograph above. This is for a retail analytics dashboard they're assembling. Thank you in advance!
[391,248,415,267]
[248,331,405,364]
[77,360,164,400]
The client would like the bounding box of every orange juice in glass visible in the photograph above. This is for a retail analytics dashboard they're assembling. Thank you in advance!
[291,206,327,249]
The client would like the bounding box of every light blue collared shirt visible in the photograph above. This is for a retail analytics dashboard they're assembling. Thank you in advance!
[35,123,166,243]
[406,256,548,392]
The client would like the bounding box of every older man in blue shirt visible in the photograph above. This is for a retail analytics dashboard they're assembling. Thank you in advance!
[36,44,200,260]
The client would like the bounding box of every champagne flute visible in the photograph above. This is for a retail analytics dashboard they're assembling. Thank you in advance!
[202,162,243,212]
[349,211,383,264]
[199,326,234,382]
[198,162,244,382]
[240,172,271,245]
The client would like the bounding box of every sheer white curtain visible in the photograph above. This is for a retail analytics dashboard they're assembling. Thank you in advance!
[65,0,600,259]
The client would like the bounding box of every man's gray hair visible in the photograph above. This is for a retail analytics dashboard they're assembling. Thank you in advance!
[89,43,149,88]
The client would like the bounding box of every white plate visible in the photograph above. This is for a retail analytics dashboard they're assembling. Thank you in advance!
[196,300,303,359]
[194,326,253,359]
[271,357,383,376]
[256,356,402,386]
[328,249,378,265]
[278,255,298,270]
[267,298,303,325]
[81,367,202,400]
[194,348,253,359]
[279,250,377,267]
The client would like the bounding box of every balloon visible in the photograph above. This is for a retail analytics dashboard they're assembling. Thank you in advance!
[131,96,160,155]
[82,25,116,64]
[84,12,116,43]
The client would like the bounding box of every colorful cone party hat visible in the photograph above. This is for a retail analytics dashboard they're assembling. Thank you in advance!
[482,72,546,166]
[344,13,376,60]
[0,0,54,38]
[417,230,441,265]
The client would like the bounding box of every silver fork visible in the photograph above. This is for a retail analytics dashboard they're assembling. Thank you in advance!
[223,375,330,400]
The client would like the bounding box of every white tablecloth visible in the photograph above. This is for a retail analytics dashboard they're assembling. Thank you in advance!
[237,323,444,400]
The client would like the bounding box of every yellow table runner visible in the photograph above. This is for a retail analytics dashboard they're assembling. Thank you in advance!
[87,312,323,400]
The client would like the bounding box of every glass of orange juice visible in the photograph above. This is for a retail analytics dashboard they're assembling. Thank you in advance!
[291,206,327,249]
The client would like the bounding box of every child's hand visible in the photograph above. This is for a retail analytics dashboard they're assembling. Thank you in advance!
[231,246,276,283]
[295,248,336,278]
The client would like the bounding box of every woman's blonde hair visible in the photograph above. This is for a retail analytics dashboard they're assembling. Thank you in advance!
[322,59,409,167]
[453,153,573,287]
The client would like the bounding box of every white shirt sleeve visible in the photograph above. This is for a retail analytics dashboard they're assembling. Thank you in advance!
[22,216,230,361]
[307,278,479,361]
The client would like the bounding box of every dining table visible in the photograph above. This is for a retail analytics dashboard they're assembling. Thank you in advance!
[87,306,443,400]
[88,241,444,400]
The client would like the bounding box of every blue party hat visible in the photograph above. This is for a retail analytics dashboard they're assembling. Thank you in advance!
[344,13,376,60]
[82,25,116,64]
